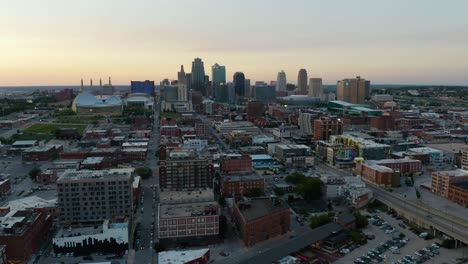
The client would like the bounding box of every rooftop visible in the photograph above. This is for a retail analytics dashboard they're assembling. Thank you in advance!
[81,157,105,165]
[57,168,134,182]
[434,169,468,177]
[160,201,218,218]
[223,175,264,183]
[158,248,209,264]
[451,181,468,190]
[2,196,56,211]
[250,154,274,160]
[236,197,289,222]
[12,140,37,146]
[160,189,214,205]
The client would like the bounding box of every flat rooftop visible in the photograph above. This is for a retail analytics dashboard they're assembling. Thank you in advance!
[434,169,468,177]
[158,248,209,264]
[223,174,264,182]
[81,157,105,165]
[160,201,218,218]
[57,168,134,182]
[423,143,468,154]
[237,197,289,222]
[160,189,214,205]
[2,196,56,211]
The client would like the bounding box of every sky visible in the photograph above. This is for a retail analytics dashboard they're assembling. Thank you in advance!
[0,0,468,86]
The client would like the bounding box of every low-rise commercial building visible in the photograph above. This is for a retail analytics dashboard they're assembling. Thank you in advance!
[158,248,210,264]
[158,190,219,246]
[221,174,265,197]
[331,134,391,160]
[354,158,422,187]
[448,182,468,207]
[220,154,252,174]
[431,170,468,198]
[232,197,290,247]
[53,219,129,255]
[0,180,10,197]
[0,209,52,263]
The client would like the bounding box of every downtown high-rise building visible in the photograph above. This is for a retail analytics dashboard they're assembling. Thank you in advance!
[191,58,206,95]
[212,63,226,98]
[276,70,287,92]
[244,79,251,98]
[309,78,323,98]
[297,69,308,95]
[336,76,371,104]
[233,72,246,98]
[178,65,186,85]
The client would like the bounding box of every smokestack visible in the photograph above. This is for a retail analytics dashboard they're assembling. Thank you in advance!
[80,79,83,93]
[100,79,102,88]
[90,79,93,88]
[108,76,112,86]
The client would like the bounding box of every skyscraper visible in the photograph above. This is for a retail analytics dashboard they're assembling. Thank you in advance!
[276,70,287,92]
[297,69,308,95]
[309,78,323,98]
[191,58,206,94]
[233,72,246,98]
[336,76,371,104]
[177,65,186,85]
[212,63,226,98]
[244,79,251,98]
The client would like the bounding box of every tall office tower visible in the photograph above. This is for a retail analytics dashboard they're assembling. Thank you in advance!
[297,69,308,95]
[244,79,251,98]
[159,149,214,191]
[254,82,276,103]
[308,78,323,98]
[177,65,186,85]
[276,70,287,92]
[212,63,226,98]
[313,116,343,141]
[227,82,236,103]
[185,73,192,91]
[57,168,134,224]
[191,58,206,94]
[216,84,229,103]
[336,76,371,104]
[178,84,187,101]
[233,72,246,98]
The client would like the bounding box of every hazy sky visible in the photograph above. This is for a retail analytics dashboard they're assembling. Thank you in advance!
[1,0,468,86]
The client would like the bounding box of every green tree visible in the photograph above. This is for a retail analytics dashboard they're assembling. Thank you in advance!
[347,230,363,242]
[309,214,331,229]
[353,211,369,229]
[134,167,153,179]
[274,187,285,196]
[399,232,406,238]
[285,172,324,201]
[415,187,421,199]
[29,167,42,181]
[218,196,226,207]
[298,207,309,217]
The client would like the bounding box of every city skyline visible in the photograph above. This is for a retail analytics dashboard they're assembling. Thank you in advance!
[1,0,468,86]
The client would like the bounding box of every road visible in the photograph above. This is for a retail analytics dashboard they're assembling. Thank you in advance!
[132,101,161,264]
[369,184,468,244]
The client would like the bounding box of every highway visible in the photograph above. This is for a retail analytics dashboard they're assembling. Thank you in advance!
[368,185,468,244]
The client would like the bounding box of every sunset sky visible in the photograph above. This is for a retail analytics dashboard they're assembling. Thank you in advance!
[1,0,467,86]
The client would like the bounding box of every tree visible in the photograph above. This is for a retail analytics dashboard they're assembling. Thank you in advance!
[399,232,406,238]
[29,167,41,181]
[249,188,262,197]
[347,230,363,243]
[415,187,421,199]
[219,215,228,238]
[353,211,369,229]
[274,187,285,196]
[134,167,152,179]
[285,172,324,201]
[309,214,331,229]
[218,196,226,207]
[287,195,295,203]
[298,207,309,217]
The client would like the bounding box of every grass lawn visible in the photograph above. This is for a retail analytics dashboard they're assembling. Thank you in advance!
[24,123,87,134]
[55,115,103,124]
[160,112,180,119]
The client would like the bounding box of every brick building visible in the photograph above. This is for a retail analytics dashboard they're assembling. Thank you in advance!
[313,116,343,141]
[220,154,252,174]
[221,175,264,197]
[0,180,10,197]
[232,197,290,247]
[246,100,264,121]
[159,149,214,191]
[0,209,52,263]
[22,145,62,161]
[354,158,422,187]
[195,123,210,138]
[370,115,395,131]
[448,182,468,207]
[36,170,58,185]
[431,170,468,198]
[158,190,219,246]
[160,125,181,136]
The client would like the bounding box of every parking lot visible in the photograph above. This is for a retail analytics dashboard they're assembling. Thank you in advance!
[336,210,465,264]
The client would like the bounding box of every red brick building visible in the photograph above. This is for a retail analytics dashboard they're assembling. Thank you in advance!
[370,115,395,131]
[232,197,290,247]
[0,180,11,197]
[36,170,58,185]
[0,209,53,263]
[246,100,264,121]
[221,175,264,197]
[448,182,468,207]
[22,145,62,162]
[160,125,181,136]
[220,154,252,174]
[354,158,421,187]
[313,116,343,141]
[195,123,210,138]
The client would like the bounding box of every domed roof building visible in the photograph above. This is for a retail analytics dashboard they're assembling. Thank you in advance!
[72,92,123,115]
